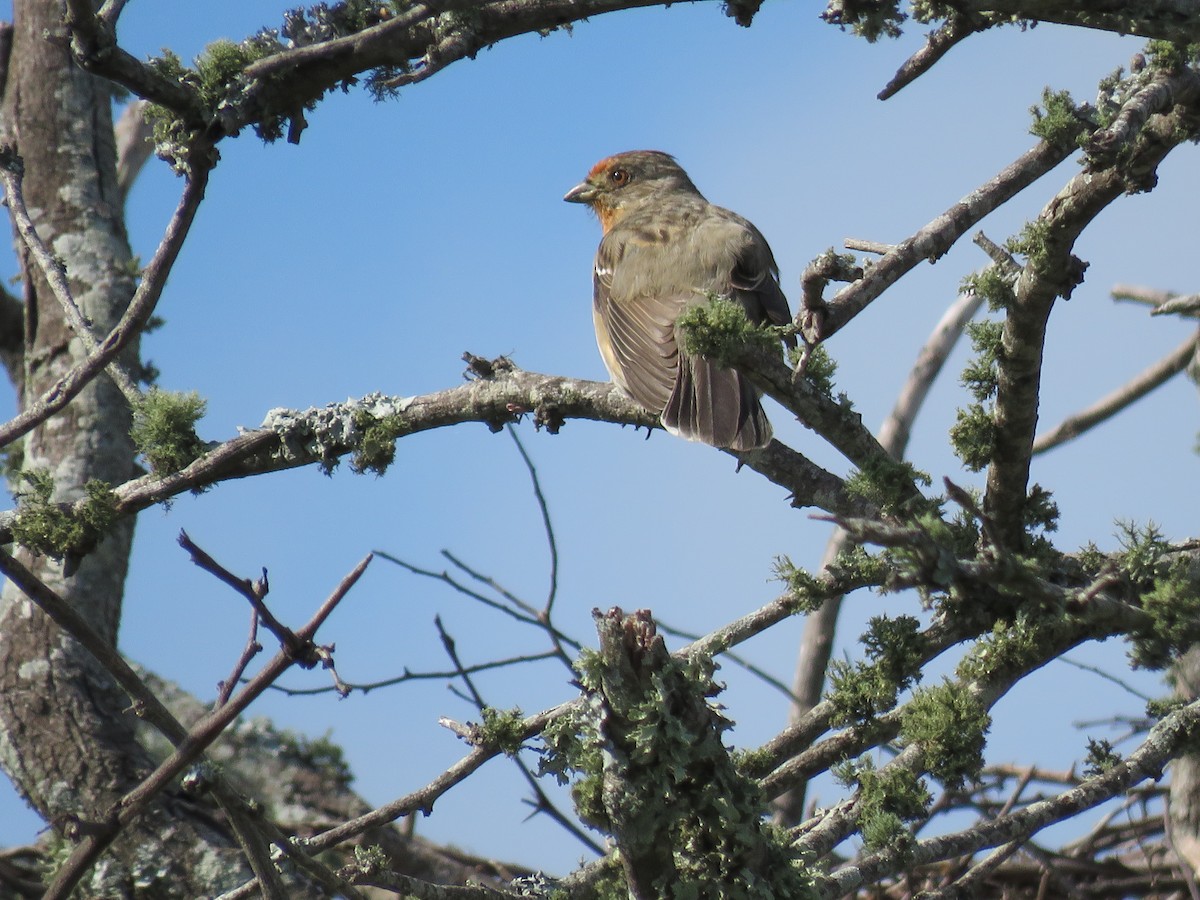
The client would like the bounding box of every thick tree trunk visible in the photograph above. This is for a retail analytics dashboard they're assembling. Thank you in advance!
[0,2,249,895]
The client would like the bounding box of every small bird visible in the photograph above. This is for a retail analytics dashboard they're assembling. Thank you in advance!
[564,150,793,451]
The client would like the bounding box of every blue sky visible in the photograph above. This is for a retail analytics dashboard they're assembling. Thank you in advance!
[0,0,1197,874]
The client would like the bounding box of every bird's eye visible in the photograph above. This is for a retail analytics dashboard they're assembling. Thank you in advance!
[609,167,631,186]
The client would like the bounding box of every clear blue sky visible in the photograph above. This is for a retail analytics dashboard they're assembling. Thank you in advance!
[0,0,1196,874]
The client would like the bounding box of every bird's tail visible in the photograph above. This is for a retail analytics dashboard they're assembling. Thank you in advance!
[661,356,773,451]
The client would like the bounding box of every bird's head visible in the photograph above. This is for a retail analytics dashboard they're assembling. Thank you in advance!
[564,151,700,231]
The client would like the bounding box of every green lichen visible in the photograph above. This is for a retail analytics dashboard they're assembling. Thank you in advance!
[1127,547,1200,670]
[1083,737,1121,777]
[131,388,207,476]
[949,404,995,471]
[900,680,990,789]
[836,755,930,853]
[960,320,1004,403]
[772,557,833,614]
[828,614,925,726]
[824,0,907,42]
[1144,39,1200,72]
[961,266,1016,312]
[827,544,889,588]
[478,706,526,757]
[802,344,838,398]
[1029,87,1086,149]
[676,295,780,367]
[10,472,119,560]
[844,457,933,516]
[957,611,1056,681]
[349,410,408,476]
[1006,219,1055,272]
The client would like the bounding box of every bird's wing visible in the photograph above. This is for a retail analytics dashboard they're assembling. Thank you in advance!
[593,231,684,413]
[699,208,795,346]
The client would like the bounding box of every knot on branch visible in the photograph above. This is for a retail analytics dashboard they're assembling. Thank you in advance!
[462,352,515,381]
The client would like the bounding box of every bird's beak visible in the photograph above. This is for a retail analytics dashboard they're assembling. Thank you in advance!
[563,181,596,204]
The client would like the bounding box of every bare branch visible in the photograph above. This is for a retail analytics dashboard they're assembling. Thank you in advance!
[0,161,210,450]
[1113,283,1176,308]
[810,133,1086,343]
[506,425,559,617]
[43,550,372,900]
[0,147,141,404]
[878,13,989,100]
[1033,332,1199,453]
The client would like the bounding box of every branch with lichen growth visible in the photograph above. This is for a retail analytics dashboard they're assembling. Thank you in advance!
[0,357,875,562]
[985,67,1200,546]
[821,695,1200,898]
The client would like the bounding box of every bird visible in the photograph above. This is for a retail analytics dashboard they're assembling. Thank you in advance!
[564,150,793,451]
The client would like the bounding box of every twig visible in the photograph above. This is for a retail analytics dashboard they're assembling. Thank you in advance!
[505,426,559,617]
[442,550,542,620]
[217,608,264,708]
[43,551,371,900]
[1032,332,1198,454]
[843,238,892,255]
[878,13,987,100]
[177,530,300,657]
[374,550,582,653]
[0,161,210,450]
[1057,655,1155,703]
[813,134,1086,342]
[1112,283,1175,308]
[267,649,561,696]
[435,617,603,855]
[1153,294,1200,317]
[972,231,1022,278]
[0,148,141,404]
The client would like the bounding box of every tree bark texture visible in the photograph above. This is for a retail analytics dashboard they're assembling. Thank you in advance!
[0,2,248,895]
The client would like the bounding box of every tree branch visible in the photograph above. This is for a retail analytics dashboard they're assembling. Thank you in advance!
[0,147,141,404]
[985,68,1200,545]
[810,131,1087,343]
[1033,331,1199,453]
[0,161,211,450]
[778,286,985,824]
[822,698,1200,897]
[878,13,989,100]
[43,550,372,900]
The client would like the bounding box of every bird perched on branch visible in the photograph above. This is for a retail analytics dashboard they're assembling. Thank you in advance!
[564,150,793,450]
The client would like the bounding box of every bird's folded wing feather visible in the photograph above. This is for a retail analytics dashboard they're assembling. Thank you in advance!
[592,234,685,412]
